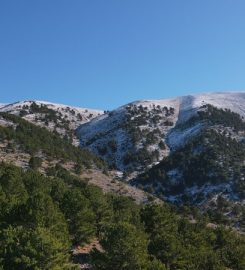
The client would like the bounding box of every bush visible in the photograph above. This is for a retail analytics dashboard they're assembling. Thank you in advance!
[29,156,42,170]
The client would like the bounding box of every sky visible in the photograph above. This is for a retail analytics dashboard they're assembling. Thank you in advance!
[0,0,245,110]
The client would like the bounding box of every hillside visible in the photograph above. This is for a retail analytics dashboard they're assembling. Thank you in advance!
[0,100,104,145]
[0,111,156,205]
[77,92,244,173]
[77,97,179,173]
[1,94,244,211]
[76,92,245,229]
[0,162,244,270]
[0,93,245,269]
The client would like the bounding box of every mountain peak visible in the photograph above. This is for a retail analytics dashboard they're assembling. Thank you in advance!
[77,91,245,174]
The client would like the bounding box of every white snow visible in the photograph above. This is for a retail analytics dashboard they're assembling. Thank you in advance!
[178,92,245,123]
[0,100,104,131]
[127,97,180,111]
[1,92,244,172]
[0,100,105,146]
[167,122,206,150]
[0,100,103,117]
[76,91,245,173]
[77,97,180,172]
[126,92,245,123]
[166,92,245,149]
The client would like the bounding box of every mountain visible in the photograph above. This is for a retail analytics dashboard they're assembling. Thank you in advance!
[77,97,179,173]
[76,92,245,228]
[0,102,154,204]
[1,92,244,228]
[0,93,245,269]
[0,100,104,145]
[77,92,244,173]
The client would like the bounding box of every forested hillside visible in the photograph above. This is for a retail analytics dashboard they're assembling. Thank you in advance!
[0,112,154,204]
[0,93,245,269]
[0,101,103,146]
[0,163,244,270]
[133,105,245,230]
[0,112,106,169]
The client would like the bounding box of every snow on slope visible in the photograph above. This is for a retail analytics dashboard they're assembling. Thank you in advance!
[78,97,180,142]
[130,93,245,217]
[0,100,104,145]
[0,100,103,122]
[167,92,245,149]
[77,92,245,172]
[1,92,244,168]
[77,97,180,172]
[116,91,244,131]
[129,92,245,124]
[177,92,245,123]
[130,97,180,111]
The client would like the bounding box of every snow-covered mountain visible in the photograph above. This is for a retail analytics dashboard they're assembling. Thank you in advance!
[176,92,245,123]
[0,92,244,229]
[0,100,158,204]
[77,97,181,173]
[76,92,245,227]
[168,92,245,149]
[77,92,245,173]
[0,100,104,145]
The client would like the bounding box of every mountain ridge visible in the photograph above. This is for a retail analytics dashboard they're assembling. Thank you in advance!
[76,91,245,172]
[2,92,243,171]
[0,91,244,231]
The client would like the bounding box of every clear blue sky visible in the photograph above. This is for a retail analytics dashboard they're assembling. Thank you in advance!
[0,0,245,110]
